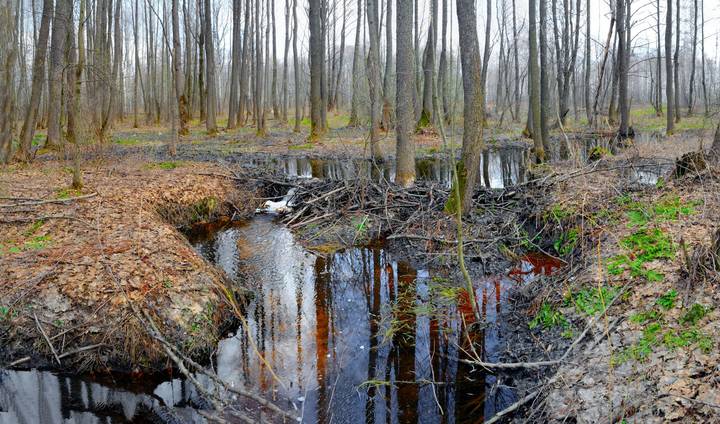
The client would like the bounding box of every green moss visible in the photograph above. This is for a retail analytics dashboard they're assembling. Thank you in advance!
[444,161,466,215]
[529,302,569,330]
[567,286,619,316]
[680,303,710,326]
[288,143,315,150]
[608,228,676,282]
[145,161,185,170]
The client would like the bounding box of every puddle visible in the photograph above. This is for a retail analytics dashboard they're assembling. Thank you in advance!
[237,148,529,189]
[1,217,560,423]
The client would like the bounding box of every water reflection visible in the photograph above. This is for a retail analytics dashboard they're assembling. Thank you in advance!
[239,149,528,189]
[0,218,560,423]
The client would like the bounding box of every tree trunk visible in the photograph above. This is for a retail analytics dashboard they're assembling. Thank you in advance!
[688,0,697,116]
[228,0,242,129]
[171,0,185,155]
[454,0,485,215]
[366,0,381,159]
[529,0,544,161]
[46,0,71,148]
[665,0,674,134]
[616,0,629,137]
[292,0,300,131]
[513,0,521,122]
[584,0,591,123]
[0,4,17,164]
[673,0,679,123]
[438,0,449,124]
[381,0,393,130]
[701,0,708,116]
[204,0,217,133]
[238,0,251,125]
[417,0,437,128]
[281,0,291,123]
[254,0,266,135]
[17,0,52,162]
[396,0,415,187]
[348,0,363,127]
[309,0,327,139]
[271,0,279,119]
[539,0,550,156]
[656,0,662,116]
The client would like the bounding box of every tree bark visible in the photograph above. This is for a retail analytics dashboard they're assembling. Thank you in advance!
[309,0,327,139]
[366,0,381,159]
[381,0,393,130]
[228,0,242,129]
[17,0,52,162]
[348,0,363,127]
[688,0,697,116]
[292,0,300,131]
[539,0,550,155]
[454,0,485,215]
[203,0,217,133]
[46,0,72,148]
[396,0,415,187]
[584,0,591,123]
[665,0,674,134]
[529,0,544,161]
[616,0,630,137]
[418,0,437,128]
[673,0,679,123]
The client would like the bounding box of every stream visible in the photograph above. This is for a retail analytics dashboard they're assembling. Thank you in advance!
[0,214,561,423]
[238,148,529,189]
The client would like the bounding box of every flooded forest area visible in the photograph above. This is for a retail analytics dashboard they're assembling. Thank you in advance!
[2,0,720,422]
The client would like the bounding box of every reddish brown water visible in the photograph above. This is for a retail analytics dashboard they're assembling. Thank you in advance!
[0,217,560,423]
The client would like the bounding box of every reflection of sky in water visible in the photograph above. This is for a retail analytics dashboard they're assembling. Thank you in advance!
[248,150,528,189]
[0,218,558,423]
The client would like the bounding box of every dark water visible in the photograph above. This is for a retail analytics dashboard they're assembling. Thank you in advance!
[0,218,560,423]
[239,148,529,189]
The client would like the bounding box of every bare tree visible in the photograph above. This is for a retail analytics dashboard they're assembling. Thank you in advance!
[228,0,242,129]
[529,0,545,161]
[454,0,485,214]
[366,0,381,159]
[673,0,679,123]
[348,0,363,127]
[665,0,674,134]
[418,0,438,128]
[203,0,218,133]
[688,0,697,116]
[0,2,17,163]
[17,0,52,162]
[292,0,300,132]
[396,0,415,187]
[309,0,327,139]
[47,0,71,148]
[381,0,393,130]
[616,0,630,137]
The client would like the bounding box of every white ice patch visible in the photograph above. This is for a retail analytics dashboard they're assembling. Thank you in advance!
[256,188,297,214]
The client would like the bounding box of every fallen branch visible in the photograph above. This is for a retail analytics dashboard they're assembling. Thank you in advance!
[33,312,61,365]
[456,357,566,370]
[4,343,106,368]
[0,193,97,208]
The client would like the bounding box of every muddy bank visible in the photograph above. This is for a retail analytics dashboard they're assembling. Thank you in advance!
[0,160,257,372]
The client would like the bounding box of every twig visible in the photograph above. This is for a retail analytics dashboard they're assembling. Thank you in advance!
[0,193,98,208]
[33,312,61,365]
[456,357,567,370]
[4,343,105,368]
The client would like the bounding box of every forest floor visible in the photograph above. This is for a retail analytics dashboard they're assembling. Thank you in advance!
[0,156,258,372]
[511,133,720,423]
[3,115,720,422]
